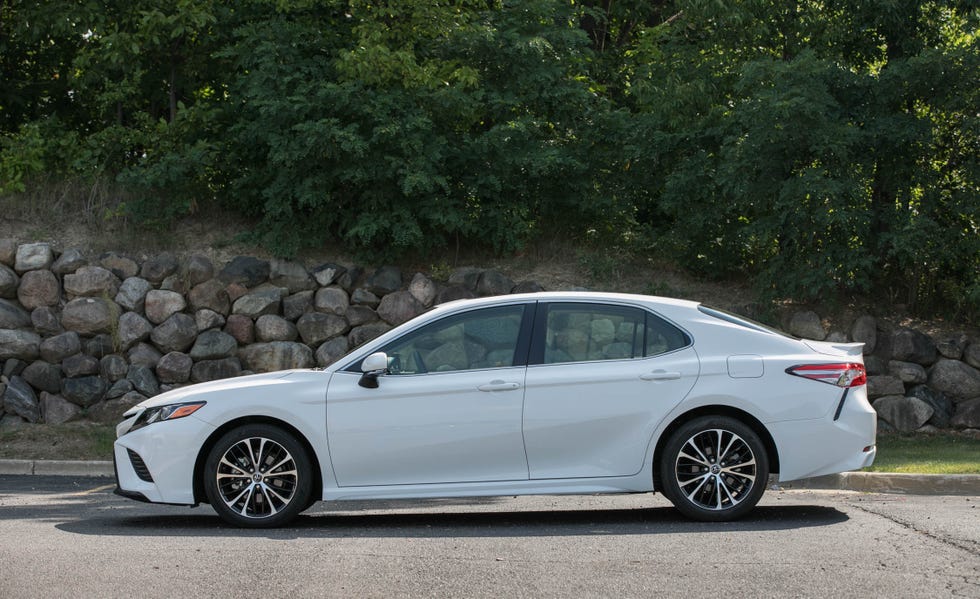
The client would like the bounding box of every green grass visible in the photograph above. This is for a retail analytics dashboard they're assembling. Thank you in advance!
[864,432,980,475]
[0,423,116,461]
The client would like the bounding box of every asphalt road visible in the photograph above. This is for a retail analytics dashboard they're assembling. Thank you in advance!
[0,476,977,598]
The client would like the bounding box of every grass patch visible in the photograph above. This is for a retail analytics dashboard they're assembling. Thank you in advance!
[0,423,116,461]
[864,432,980,474]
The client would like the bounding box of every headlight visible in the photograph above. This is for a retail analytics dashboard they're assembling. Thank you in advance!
[128,401,207,433]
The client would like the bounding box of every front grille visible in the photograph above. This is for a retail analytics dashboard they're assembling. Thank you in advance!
[127,449,154,482]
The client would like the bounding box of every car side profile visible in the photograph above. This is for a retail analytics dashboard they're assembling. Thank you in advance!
[113,292,876,527]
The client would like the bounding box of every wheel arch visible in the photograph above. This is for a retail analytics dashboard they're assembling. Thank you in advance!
[652,405,780,491]
[193,415,324,505]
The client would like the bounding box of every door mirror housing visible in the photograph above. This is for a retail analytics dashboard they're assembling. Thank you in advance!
[358,352,389,388]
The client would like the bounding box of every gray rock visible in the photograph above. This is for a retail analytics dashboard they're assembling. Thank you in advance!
[825,331,848,343]
[951,399,980,429]
[188,279,231,315]
[239,342,314,373]
[476,270,515,297]
[345,305,378,327]
[788,311,825,340]
[928,359,980,402]
[156,352,193,384]
[115,277,153,313]
[312,263,346,287]
[408,273,437,307]
[126,343,163,368]
[448,267,482,290]
[849,315,877,355]
[63,265,120,298]
[51,248,87,275]
[61,375,106,408]
[22,361,62,394]
[965,342,980,370]
[377,291,424,326]
[184,254,214,286]
[140,251,179,284]
[99,252,139,280]
[61,353,100,378]
[0,413,28,429]
[335,266,364,291]
[906,385,954,428]
[100,354,129,382]
[3,376,41,423]
[31,306,63,336]
[62,297,119,336]
[160,274,189,295]
[106,378,134,399]
[436,285,475,304]
[150,313,198,353]
[40,392,81,424]
[891,327,938,366]
[191,358,242,383]
[366,266,402,296]
[350,288,380,308]
[17,269,60,310]
[282,290,314,321]
[864,355,887,376]
[86,393,144,424]
[887,360,928,384]
[195,308,226,332]
[0,298,31,329]
[315,287,350,315]
[867,375,905,398]
[117,311,153,351]
[219,256,270,288]
[39,332,81,363]
[512,280,545,294]
[85,334,114,359]
[2,359,25,378]
[255,314,298,342]
[127,364,160,396]
[0,264,19,298]
[189,330,238,360]
[270,259,315,293]
[14,242,53,273]
[0,329,40,360]
[0,239,16,266]
[144,289,187,325]
[935,332,969,360]
[297,312,348,346]
[232,288,283,318]
[223,314,254,345]
[873,395,933,432]
[349,322,392,347]
[315,336,351,367]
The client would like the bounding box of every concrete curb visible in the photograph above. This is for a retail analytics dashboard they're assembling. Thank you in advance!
[1,460,979,495]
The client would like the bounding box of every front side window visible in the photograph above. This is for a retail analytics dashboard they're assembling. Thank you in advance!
[380,305,526,374]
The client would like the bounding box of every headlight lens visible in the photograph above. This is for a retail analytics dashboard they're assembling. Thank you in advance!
[129,401,207,433]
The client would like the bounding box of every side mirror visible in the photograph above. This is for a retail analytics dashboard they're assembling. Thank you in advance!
[358,352,388,388]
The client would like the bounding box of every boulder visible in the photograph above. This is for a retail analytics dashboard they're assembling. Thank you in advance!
[0,414,27,429]
[14,242,53,273]
[448,267,482,290]
[408,273,437,307]
[315,336,350,367]
[106,378,134,399]
[965,342,980,370]
[115,277,154,313]
[269,259,315,293]
[928,359,980,403]
[117,311,153,351]
[335,266,364,291]
[935,332,969,360]
[85,334,114,359]
[86,392,144,424]
[366,266,402,296]
[40,392,81,424]
[139,251,179,284]
[436,285,475,304]
[512,280,545,294]
[188,279,231,315]
[100,354,129,382]
[312,263,346,287]
[890,327,937,365]
[232,288,283,318]
[150,313,198,353]
[50,248,87,275]
[17,269,60,310]
[788,311,825,340]
[189,330,238,360]
[62,297,119,336]
[223,314,254,345]
[3,376,40,422]
[951,399,980,429]
[0,264,19,298]
[160,274,188,295]
[99,252,139,280]
[0,239,16,266]
[156,352,193,384]
[377,291,424,326]
[219,256,270,288]
[22,361,63,394]
[61,353,100,378]
[476,270,515,297]
[195,308,226,332]
[0,298,31,329]
[0,329,40,360]
[2,359,26,377]
[345,305,379,327]
[31,306,63,336]
[907,385,954,428]
[184,254,214,286]
[315,287,350,315]
[255,314,299,342]
[191,358,242,383]
[239,342,314,373]
[63,266,120,298]
[866,375,905,399]
[849,315,877,355]
[872,395,933,433]
[127,364,160,397]
[887,360,928,384]
[296,312,348,346]
[126,342,163,368]
[349,322,392,347]
[39,332,81,363]
[144,289,187,324]
[350,288,380,308]
[282,290,314,321]
[61,375,106,408]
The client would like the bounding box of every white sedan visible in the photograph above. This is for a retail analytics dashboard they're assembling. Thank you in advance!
[113,292,876,527]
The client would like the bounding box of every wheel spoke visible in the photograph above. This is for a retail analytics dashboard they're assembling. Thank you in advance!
[675,427,757,512]
[219,457,250,477]
[215,435,299,520]
[679,451,708,467]
[683,439,711,465]
[679,473,709,488]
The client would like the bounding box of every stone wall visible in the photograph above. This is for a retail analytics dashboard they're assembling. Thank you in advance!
[0,240,978,432]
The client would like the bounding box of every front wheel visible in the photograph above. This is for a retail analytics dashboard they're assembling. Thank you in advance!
[658,416,769,522]
[204,424,313,528]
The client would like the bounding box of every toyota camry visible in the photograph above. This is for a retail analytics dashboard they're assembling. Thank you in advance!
[114,292,876,527]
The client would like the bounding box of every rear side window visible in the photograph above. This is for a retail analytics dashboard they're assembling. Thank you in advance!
[697,305,796,339]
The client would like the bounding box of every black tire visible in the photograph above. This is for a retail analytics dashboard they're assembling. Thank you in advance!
[658,416,769,522]
[203,424,313,528]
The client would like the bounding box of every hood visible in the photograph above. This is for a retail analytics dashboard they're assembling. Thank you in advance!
[132,369,304,411]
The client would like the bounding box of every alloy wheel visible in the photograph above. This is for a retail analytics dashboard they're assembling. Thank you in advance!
[215,436,299,519]
[673,428,757,511]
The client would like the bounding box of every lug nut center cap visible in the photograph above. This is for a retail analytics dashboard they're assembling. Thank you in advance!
[710,465,721,475]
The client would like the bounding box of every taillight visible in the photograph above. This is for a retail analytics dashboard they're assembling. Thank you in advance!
[786,363,867,388]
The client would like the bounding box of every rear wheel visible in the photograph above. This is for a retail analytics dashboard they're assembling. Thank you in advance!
[204,424,313,528]
[659,416,769,521]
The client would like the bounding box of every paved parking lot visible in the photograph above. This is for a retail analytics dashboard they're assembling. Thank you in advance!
[0,476,977,598]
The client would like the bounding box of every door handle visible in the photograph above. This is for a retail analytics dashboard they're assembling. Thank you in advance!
[478,381,521,392]
[640,370,681,381]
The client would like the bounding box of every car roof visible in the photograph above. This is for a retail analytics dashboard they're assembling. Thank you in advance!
[430,291,702,314]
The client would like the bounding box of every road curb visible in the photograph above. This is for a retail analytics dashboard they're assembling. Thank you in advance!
[1,460,978,494]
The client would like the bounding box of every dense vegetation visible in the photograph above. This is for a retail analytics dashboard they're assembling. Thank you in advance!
[1,1,977,319]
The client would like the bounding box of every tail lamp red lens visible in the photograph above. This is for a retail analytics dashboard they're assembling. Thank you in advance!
[786,363,867,388]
